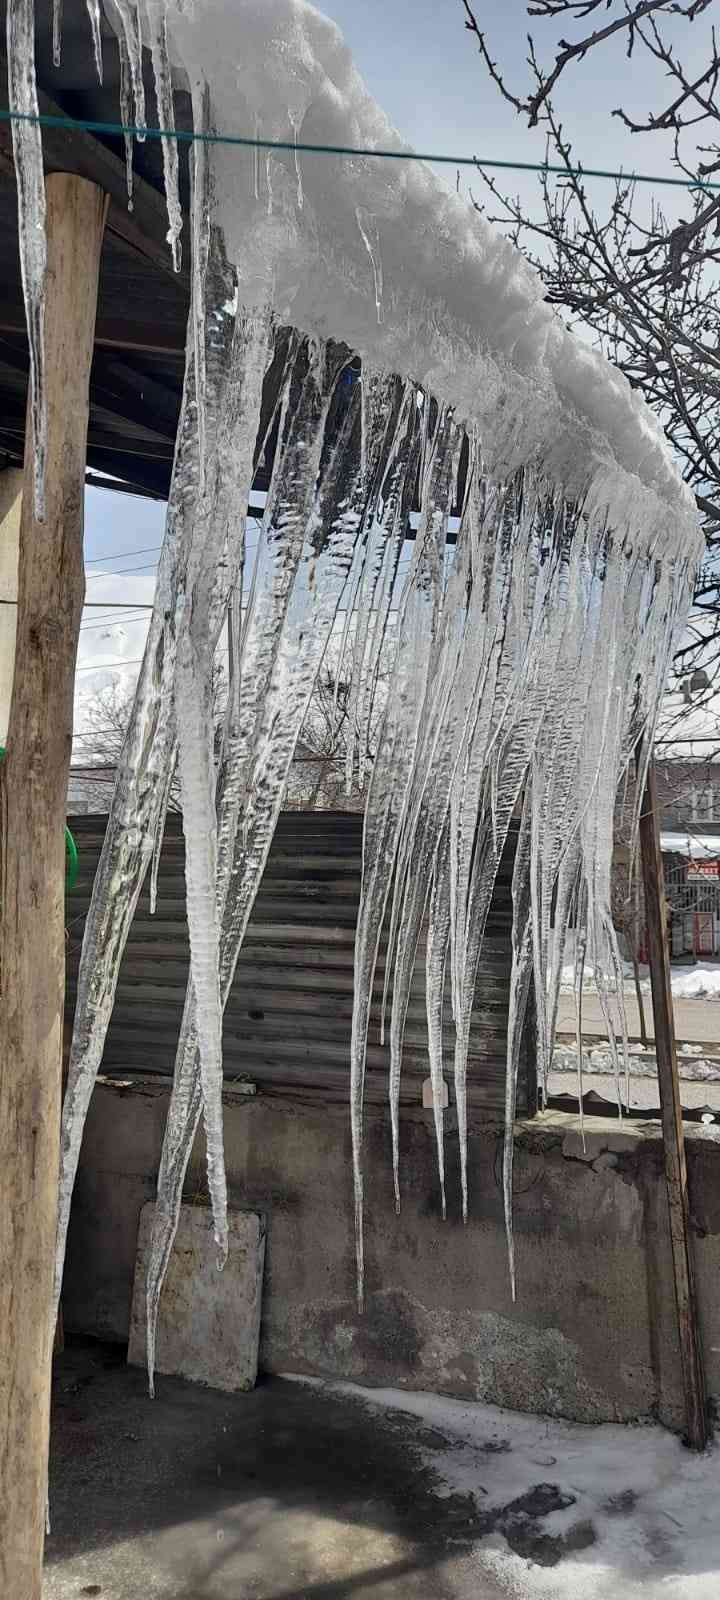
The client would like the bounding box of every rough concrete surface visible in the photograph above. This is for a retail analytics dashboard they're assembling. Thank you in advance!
[63,1083,720,1430]
[128,1203,265,1391]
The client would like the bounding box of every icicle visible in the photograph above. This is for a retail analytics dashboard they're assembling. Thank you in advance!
[7,0,46,522]
[172,298,275,1265]
[384,411,464,1214]
[355,207,384,324]
[343,375,411,794]
[146,351,377,1388]
[106,0,146,134]
[55,272,275,1319]
[190,78,210,489]
[252,113,260,201]
[116,24,135,210]
[52,0,62,65]
[85,0,104,81]
[289,112,303,210]
[150,754,176,915]
[145,0,183,270]
[574,878,588,1148]
[503,796,534,1303]
[426,823,451,1220]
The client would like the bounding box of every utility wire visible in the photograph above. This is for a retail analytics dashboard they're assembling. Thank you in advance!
[2,107,719,195]
[75,657,143,674]
[85,543,162,564]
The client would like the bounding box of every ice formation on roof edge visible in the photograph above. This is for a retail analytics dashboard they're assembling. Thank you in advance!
[5,0,702,1358]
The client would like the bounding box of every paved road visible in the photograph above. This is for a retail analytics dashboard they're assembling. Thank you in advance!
[556,990,720,1046]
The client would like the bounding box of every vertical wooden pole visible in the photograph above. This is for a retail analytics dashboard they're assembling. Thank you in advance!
[0,468,23,744]
[0,172,106,1598]
[637,751,708,1450]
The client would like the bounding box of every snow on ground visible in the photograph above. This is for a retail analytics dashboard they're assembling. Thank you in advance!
[552,1044,720,1083]
[290,1376,720,1598]
[558,936,720,1002]
[669,965,720,1000]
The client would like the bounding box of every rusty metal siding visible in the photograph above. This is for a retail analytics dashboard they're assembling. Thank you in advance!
[65,812,535,1116]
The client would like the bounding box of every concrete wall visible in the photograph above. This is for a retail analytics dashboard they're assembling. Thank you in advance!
[63,1078,720,1430]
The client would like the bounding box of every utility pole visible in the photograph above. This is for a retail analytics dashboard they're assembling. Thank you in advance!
[637,751,708,1451]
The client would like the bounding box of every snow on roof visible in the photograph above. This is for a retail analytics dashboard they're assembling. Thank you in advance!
[164,0,700,557]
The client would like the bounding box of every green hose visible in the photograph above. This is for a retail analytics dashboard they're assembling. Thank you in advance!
[0,745,79,891]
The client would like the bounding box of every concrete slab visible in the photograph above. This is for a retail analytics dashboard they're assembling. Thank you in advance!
[128,1203,265,1392]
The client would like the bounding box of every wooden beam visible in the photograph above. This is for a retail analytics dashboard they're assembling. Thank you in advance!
[0,171,107,1597]
[0,307,186,356]
[0,339,179,444]
[637,752,708,1450]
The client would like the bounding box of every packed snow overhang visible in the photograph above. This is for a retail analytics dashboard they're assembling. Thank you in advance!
[161,0,698,549]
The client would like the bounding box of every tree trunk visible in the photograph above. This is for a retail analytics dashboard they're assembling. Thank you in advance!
[0,172,106,1599]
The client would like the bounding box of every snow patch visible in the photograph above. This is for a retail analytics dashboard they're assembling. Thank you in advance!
[287,1376,720,1599]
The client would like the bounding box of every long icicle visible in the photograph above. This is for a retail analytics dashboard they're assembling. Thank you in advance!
[7,0,46,521]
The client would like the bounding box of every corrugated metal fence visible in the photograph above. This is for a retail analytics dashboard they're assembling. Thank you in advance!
[65,812,534,1117]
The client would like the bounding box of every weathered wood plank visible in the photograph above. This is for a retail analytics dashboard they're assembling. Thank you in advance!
[0,175,106,1600]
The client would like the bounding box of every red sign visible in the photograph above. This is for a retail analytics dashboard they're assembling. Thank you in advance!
[687,859,720,881]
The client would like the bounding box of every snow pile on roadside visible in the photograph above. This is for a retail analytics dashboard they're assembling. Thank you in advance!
[557,932,720,1002]
[552,1042,720,1083]
[670,964,720,1001]
[292,1377,720,1599]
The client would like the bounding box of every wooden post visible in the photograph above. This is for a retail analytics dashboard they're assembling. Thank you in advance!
[637,751,708,1450]
[0,173,106,1598]
[0,469,22,744]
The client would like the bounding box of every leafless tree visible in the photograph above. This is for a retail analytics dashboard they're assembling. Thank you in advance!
[73,653,390,816]
[70,666,227,811]
[286,662,390,810]
[462,0,720,692]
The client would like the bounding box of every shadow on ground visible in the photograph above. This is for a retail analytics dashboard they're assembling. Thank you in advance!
[43,1338,597,1599]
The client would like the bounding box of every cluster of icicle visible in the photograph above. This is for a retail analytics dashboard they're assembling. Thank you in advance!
[6,0,701,1381]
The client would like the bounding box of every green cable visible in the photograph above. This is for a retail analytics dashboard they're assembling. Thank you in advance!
[1,107,719,194]
[0,745,80,891]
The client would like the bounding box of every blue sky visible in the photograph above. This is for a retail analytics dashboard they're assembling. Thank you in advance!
[79,0,713,693]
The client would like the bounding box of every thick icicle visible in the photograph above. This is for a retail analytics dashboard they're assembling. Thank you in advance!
[384,411,464,1213]
[7,0,46,521]
[145,351,389,1388]
[55,258,274,1315]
